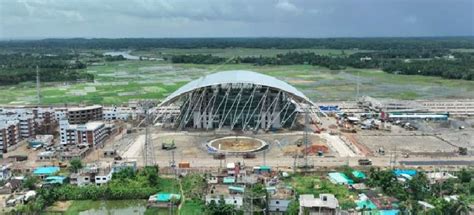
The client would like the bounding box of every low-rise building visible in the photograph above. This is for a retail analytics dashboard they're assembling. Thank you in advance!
[70,164,99,186]
[148,193,181,207]
[420,99,474,115]
[268,186,293,213]
[38,151,57,161]
[33,166,60,179]
[57,145,90,160]
[0,164,12,181]
[206,184,244,209]
[94,167,113,186]
[299,194,340,215]
[112,161,137,173]
[426,172,457,184]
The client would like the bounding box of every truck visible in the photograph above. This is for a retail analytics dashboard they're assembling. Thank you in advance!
[162,140,176,150]
[358,159,372,166]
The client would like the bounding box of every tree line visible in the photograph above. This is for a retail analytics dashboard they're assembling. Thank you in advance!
[0,53,93,85]
[170,51,474,81]
[1,37,473,50]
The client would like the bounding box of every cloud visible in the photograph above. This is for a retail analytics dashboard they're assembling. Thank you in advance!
[275,0,299,12]
[404,15,418,24]
[0,0,472,39]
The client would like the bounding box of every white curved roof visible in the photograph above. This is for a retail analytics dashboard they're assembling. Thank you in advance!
[160,70,310,105]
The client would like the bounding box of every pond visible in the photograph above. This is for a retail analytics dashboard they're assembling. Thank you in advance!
[44,200,177,215]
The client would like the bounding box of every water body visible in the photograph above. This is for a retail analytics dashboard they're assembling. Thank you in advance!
[103,51,162,61]
[45,200,147,215]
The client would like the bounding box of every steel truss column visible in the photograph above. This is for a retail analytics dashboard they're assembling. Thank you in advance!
[243,87,269,131]
[254,91,281,131]
[232,86,257,130]
[211,87,231,128]
[218,86,243,130]
[266,95,293,130]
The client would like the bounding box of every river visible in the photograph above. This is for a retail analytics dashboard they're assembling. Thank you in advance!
[103,51,162,61]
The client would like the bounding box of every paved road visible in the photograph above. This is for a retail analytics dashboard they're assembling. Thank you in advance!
[400,160,474,166]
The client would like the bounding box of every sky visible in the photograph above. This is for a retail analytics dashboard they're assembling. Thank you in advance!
[0,0,473,39]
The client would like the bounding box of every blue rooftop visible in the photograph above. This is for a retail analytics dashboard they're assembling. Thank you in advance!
[328,172,354,185]
[155,193,181,202]
[380,209,400,215]
[393,169,417,177]
[352,170,367,179]
[229,186,245,193]
[223,176,236,184]
[33,166,60,175]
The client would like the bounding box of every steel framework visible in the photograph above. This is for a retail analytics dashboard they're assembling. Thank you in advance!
[155,83,316,131]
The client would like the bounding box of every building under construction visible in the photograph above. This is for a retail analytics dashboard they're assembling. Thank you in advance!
[155,70,317,131]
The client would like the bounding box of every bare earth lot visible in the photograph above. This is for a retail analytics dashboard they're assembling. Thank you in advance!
[356,135,457,154]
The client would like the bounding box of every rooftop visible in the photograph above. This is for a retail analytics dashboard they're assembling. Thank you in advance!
[159,70,311,106]
[77,121,105,131]
[68,105,102,112]
[33,166,60,175]
[299,194,339,209]
[328,172,354,185]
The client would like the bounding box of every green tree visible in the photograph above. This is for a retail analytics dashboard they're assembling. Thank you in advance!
[112,167,136,180]
[408,173,430,200]
[458,168,472,183]
[287,199,299,215]
[141,165,159,187]
[23,176,38,190]
[205,196,236,215]
[69,158,83,173]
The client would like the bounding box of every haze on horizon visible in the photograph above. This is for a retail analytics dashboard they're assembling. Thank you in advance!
[0,0,473,40]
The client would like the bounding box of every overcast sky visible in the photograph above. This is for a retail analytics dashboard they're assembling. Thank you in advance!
[0,0,473,39]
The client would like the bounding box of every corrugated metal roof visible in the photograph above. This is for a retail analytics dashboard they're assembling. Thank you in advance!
[33,166,60,175]
[159,70,311,106]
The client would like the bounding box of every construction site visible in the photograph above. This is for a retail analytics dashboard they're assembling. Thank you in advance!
[91,70,474,170]
[2,70,473,173]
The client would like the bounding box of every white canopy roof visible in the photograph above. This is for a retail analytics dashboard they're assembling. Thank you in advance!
[159,70,311,106]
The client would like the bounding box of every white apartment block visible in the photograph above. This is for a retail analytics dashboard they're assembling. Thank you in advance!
[103,106,131,121]
[59,119,108,146]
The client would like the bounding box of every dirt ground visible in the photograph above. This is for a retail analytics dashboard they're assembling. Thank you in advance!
[119,129,336,167]
[356,135,457,154]
[46,201,72,212]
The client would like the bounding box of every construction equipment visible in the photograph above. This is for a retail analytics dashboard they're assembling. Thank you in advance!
[162,140,177,150]
[213,153,225,160]
[358,159,372,166]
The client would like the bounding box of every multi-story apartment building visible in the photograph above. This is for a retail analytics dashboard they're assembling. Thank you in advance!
[0,120,20,154]
[59,119,108,146]
[67,105,103,124]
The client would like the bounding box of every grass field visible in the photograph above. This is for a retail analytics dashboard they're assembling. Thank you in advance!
[1,53,474,105]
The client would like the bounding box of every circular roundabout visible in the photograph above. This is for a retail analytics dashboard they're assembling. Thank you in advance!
[207,136,268,153]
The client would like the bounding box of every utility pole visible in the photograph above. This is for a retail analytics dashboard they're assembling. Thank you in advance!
[170,150,176,178]
[142,101,156,167]
[356,71,360,99]
[304,109,309,170]
[263,149,266,166]
[36,65,41,104]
